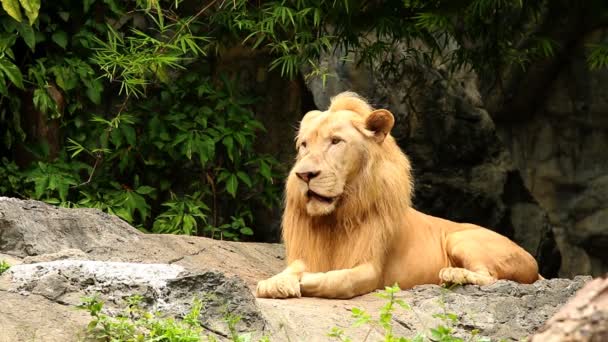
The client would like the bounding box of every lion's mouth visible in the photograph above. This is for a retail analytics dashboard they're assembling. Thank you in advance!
[307,190,336,203]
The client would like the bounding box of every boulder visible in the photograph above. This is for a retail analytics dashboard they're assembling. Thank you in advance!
[530,276,608,342]
[0,198,591,341]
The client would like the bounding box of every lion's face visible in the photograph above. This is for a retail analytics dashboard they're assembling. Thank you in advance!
[289,106,394,216]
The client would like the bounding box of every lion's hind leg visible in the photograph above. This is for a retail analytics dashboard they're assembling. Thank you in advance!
[443,226,539,286]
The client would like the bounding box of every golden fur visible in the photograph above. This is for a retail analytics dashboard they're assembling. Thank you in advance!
[256,92,540,299]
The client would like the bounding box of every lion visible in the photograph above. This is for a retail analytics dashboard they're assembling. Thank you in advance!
[256,91,541,299]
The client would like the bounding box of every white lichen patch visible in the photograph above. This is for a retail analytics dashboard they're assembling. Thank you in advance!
[6,260,186,293]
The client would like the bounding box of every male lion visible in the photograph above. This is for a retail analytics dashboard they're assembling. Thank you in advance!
[256,91,540,299]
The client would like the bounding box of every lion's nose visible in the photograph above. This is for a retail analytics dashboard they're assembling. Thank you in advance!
[296,171,320,183]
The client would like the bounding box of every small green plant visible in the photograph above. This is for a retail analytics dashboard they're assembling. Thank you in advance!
[80,295,206,341]
[79,294,268,342]
[0,260,10,275]
[588,43,608,70]
[329,284,493,342]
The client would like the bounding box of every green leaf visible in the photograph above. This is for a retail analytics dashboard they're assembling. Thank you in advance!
[236,171,252,188]
[0,33,16,54]
[1,0,22,22]
[57,179,72,202]
[194,137,214,166]
[85,78,103,104]
[57,11,69,21]
[51,30,68,49]
[0,57,23,89]
[222,135,234,161]
[240,227,253,235]
[102,0,122,15]
[123,191,151,222]
[120,124,136,146]
[33,176,48,199]
[66,138,86,158]
[51,65,78,90]
[225,174,238,197]
[18,0,40,25]
[182,215,196,235]
[135,185,156,195]
[83,0,95,12]
[259,160,272,182]
[16,22,35,50]
[233,132,247,147]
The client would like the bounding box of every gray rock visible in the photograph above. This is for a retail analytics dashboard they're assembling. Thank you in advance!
[0,197,591,341]
[258,277,590,341]
[0,291,90,342]
[0,196,142,257]
[1,260,265,337]
[530,276,608,342]
[403,277,591,340]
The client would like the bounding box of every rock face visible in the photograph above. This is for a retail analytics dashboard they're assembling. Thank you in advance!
[0,197,592,341]
[303,48,560,277]
[491,29,608,277]
[530,276,608,342]
[0,197,141,257]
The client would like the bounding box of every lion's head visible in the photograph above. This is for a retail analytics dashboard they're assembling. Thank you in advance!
[285,92,409,217]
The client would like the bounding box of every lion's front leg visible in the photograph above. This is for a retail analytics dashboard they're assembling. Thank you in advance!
[256,260,305,299]
[300,263,380,299]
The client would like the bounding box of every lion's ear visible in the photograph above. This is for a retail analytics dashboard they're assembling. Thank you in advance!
[365,109,395,143]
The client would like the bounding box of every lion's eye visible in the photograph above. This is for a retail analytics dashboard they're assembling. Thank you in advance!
[330,137,343,145]
[301,141,307,148]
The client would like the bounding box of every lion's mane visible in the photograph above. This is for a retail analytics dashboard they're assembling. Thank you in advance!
[282,92,414,273]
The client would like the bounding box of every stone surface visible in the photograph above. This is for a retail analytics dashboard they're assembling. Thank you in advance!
[1,260,265,337]
[259,276,590,342]
[303,47,560,277]
[0,291,90,342]
[0,196,142,258]
[0,197,593,341]
[22,248,89,264]
[531,276,608,342]
[0,197,286,286]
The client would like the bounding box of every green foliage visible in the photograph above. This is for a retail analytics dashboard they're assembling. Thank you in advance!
[209,0,563,82]
[0,0,606,241]
[0,0,39,24]
[328,285,493,342]
[588,43,608,70]
[80,295,207,341]
[0,158,24,196]
[0,0,282,240]
[79,295,268,342]
[0,259,10,275]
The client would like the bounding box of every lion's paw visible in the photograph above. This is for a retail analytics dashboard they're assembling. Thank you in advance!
[439,267,496,286]
[256,273,301,299]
